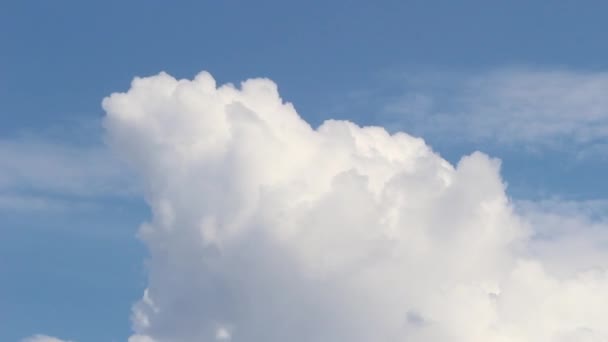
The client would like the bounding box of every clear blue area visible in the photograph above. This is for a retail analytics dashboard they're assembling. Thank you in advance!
[1,1,608,340]
[0,200,148,342]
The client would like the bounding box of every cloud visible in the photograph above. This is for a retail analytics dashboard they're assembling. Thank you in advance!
[0,138,134,211]
[0,193,76,212]
[103,71,608,342]
[21,335,72,342]
[380,68,608,150]
[516,198,608,276]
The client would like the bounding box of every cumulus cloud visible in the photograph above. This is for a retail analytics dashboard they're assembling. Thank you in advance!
[21,335,72,342]
[381,68,608,149]
[103,71,608,342]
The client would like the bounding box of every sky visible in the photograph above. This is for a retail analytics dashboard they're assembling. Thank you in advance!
[2,1,608,341]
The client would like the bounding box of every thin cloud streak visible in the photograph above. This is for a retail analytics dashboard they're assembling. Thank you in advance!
[377,68,608,151]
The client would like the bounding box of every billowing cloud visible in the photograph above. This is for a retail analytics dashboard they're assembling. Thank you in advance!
[21,335,72,342]
[380,69,608,150]
[103,71,608,342]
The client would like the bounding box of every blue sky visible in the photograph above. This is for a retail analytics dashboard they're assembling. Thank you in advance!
[2,1,608,341]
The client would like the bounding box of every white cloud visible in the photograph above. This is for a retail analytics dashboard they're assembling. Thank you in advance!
[516,198,608,277]
[381,68,608,149]
[21,335,72,342]
[103,71,608,342]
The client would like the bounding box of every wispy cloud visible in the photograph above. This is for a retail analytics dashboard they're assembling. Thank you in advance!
[377,68,608,152]
[0,138,135,211]
[0,193,81,212]
[21,335,72,342]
